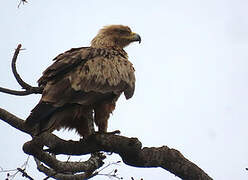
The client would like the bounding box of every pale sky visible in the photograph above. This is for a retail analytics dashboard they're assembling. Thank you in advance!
[1,0,248,179]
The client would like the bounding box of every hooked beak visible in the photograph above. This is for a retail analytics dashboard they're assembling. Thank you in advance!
[131,32,141,44]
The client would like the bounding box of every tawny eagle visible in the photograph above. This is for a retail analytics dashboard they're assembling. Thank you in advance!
[26,25,141,137]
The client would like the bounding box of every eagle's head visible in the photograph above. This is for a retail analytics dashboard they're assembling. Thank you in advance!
[91,25,141,49]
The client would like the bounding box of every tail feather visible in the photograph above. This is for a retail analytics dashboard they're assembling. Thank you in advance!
[26,101,58,132]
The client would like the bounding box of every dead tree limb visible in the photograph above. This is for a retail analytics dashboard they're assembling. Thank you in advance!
[16,168,34,180]
[18,0,28,8]
[0,45,213,180]
[0,107,213,180]
[33,154,104,180]
[23,132,212,180]
[0,44,42,96]
[0,87,37,96]
[0,107,31,134]
[11,44,31,90]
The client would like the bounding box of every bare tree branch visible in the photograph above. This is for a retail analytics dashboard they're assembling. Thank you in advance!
[93,161,123,179]
[0,105,210,180]
[34,155,103,180]
[0,87,36,96]
[18,0,28,8]
[0,44,43,96]
[17,168,34,180]
[23,139,105,174]
[22,132,212,180]
[11,44,31,89]
[0,106,213,179]
[0,156,32,180]
[37,164,95,180]
[0,107,31,134]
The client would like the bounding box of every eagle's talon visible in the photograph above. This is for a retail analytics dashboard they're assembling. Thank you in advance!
[96,130,121,135]
[109,130,121,135]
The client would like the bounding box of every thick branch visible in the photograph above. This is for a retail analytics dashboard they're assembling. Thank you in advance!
[37,164,95,180]
[0,107,212,180]
[22,132,212,180]
[34,158,97,180]
[37,164,92,180]
[33,154,103,180]
[0,107,31,134]
[124,146,211,180]
[23,139,105,174]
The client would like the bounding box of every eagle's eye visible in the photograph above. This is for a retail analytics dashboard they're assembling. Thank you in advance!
[116,29,130,35]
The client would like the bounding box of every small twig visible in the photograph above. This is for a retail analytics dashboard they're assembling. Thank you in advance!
[66,155,72,162]
[17,168,34,180]
[97,169,123,180]
[0,167,20,179]
[11,44,32,90]
[21,156,30,170]
[92,161,123,179]
[0,156,31,180]
[0,168,18,173]
[43,176,51,180]
[0,87,38,96]
[7,170,19,180]
[18,0,28,8]
[97,160,121,173]
[131,177,143,180]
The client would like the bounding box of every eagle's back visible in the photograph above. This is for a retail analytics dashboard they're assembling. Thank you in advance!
[39,47,135,104]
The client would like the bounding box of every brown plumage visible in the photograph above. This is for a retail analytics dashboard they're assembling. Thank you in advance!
[26,25,141,137]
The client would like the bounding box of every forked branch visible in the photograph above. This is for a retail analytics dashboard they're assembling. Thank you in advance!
[18,0,28,8]
[0,44,42,96]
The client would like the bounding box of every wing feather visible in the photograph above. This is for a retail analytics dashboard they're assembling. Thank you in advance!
[38,47,91,86]
[69,54,135,98]
[39,47,135,106]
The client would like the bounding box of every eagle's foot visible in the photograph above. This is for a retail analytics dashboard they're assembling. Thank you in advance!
[97,130,121,135]
[79,132,96,142]
[80,130,121,143]
[107,130,121,135]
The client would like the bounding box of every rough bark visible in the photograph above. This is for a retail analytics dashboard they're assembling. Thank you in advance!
[22,132,212,180]
[0,107,212,180]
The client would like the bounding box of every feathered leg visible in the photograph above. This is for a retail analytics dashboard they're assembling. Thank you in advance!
[94,102,116,133]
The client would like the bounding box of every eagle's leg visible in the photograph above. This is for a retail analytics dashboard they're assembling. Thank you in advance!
[94,102,116,133]
[86,109,95,135]
[73,106,94,139]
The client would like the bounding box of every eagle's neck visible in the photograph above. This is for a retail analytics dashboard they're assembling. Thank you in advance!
[91,34,118,49]
[90,35,128,59]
